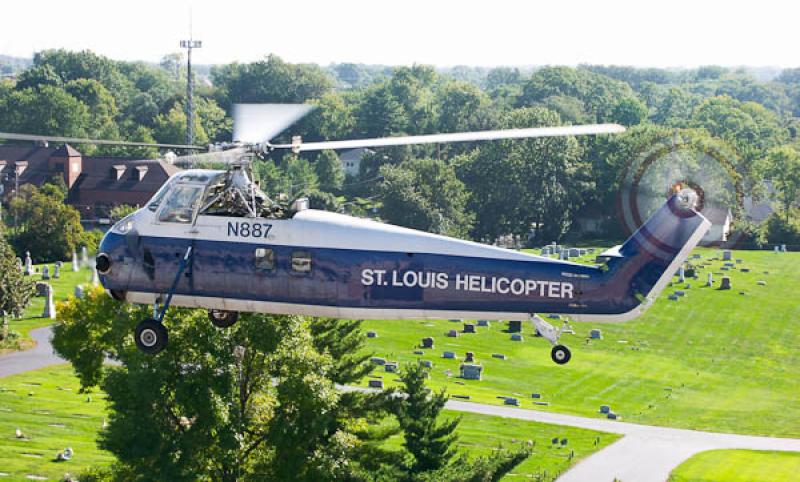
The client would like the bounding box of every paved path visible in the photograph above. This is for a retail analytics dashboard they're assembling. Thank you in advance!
[3,327,800,481]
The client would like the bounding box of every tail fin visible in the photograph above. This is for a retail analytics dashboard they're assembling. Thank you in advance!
[584,195,711,321]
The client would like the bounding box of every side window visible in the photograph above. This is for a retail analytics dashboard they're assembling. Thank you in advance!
[254,248,275,270]
[291,251,312,274]
[158,185,203,223]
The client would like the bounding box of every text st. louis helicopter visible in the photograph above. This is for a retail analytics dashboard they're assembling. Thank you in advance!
[2,104,710,363]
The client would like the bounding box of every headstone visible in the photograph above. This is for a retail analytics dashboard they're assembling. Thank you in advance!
[504,397,519,406]
[74,284,84,299]
[35,282,49,297]
[774,246,780,253]
[24,252,32,276]
[560,250,568,260]
[589,329,602,340]
[384,362,398,373]
[52,263,60,279]
[548,314,560,319]
[719,277,732,290]
[508,320,522,332]
[579,248,587,256]
[587,248,595,254]
[706,273,713,286]
[693,253,701,259]
[511,333,523,342]
[41,265,50,280]
[741,268,750,273]
[72,251,79,272]
[449,318,462,323]
[16,257,23,273]
[668,294,679,301]
[460,363,483,380]
[736,259,742,264]
[685,268,696,278]
[370,357,386,365]
[463,323,476,334]
[674,290,686,297]
[569,248,580,258]
[81,246,89,266]
[42,284,56,319]
[491,353,507,360]
[599,405,610,414]
[782,244,787,252]
[532,393,541,399]
[678,267,685,282]
[366,331,377,338]
[477,319,490,327]
[607,412,618,420]
[420,360,433,368]
[541,247,551,256]
[421,337,434,349]
[757,280,766,286]
[447,329,459,338]
[722,250,732,261]
[91,268,99,286]
[368,379,384,389]
[443,351,456,359]
[465,351,475,363]
[413,350,424,355]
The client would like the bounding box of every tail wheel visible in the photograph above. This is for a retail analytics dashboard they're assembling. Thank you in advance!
[135,318,168,355]
[551,345,571,365]
[209,310,239,328]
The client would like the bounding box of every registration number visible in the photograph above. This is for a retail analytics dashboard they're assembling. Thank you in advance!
[227,221,273,238]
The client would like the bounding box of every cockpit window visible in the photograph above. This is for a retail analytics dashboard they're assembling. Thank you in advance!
[158,185,204,223]
[147,177,177,212]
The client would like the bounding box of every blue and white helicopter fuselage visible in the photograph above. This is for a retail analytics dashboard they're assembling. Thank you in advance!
[97,169,711,362]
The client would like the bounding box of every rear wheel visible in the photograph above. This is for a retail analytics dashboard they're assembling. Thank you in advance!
[135,318,168,355]
[551,345,571,365]
[209,310,239,328]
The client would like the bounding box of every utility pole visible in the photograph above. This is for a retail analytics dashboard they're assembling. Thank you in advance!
[180,12,202,152]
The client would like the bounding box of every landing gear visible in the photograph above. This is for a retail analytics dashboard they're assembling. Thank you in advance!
[134,246,193,355]
[209,310,238,328]
[551,345,572,365]
[135,318,168,355]
[531,314,573,365]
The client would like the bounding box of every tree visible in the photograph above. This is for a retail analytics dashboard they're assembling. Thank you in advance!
[152,103,209,146]
[379,158,474,238]
[389,364,530,481]
[763,145,800,222]
[0,234,35,340]
[0,85,90,137]
[9,183,85,262]
[52,289,394,481]
[315,150,345,192]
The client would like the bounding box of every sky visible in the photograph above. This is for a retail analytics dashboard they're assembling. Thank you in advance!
[2,0,799,68]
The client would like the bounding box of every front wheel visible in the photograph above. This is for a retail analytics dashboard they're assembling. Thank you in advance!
[551,345,571,365]
[135,318,168,355]
[209,310,239,328]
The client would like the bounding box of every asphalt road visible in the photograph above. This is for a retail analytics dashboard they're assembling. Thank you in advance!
[3,326,800,482]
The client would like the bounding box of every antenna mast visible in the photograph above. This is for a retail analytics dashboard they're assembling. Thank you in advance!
[180,8,202,154]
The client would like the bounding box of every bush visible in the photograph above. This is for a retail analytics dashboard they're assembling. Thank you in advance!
[763,211,800,246]
[79,229,105,254]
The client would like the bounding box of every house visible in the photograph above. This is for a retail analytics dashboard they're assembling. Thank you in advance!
[699,205,732,245]
[339,148,373,177]
[0,144,180,223]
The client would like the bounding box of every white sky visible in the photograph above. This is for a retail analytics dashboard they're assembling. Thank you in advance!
[2,0,799,68]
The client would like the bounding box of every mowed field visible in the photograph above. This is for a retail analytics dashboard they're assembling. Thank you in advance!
[2,263,94,353]
[669,449,800,482]
[359,248,800,437]
[0,365,617,481]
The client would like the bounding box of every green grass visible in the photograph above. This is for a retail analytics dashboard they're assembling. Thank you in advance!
[359,248,800,437]
[0,365,112,480]
[1,263,94,353]
[0,365,617,480]
[669,449,800,482]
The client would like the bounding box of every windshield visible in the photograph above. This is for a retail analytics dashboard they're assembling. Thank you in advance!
[147,175,179,212]
[157,185,204,223]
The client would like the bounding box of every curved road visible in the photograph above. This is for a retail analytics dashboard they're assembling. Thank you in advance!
[3,327,800,482]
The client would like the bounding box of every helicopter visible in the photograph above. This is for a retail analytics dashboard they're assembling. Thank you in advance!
[2,104,710,363]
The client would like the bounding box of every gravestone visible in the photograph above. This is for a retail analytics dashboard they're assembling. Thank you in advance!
[560,250,569,260]
[541,247,551,256]
[72,251,79,272]
[41,265,50,280]
[674,290,686,297]
[589,329,602,340]
[370,357,386,365]
[607,412,618,420]
[668,294,679,301]
[477,319,490,327]
[42,284,56,319]
[421,337,434,349]
[384,362,398,373]
[504,397,519,406]
[368,379,384,389]
[685,268,696,278]
[24,252,32,276]
[579,248,587,256]
[52,263,60,279]
[443,351,456,359]
[91,268,99,286]
[511,333,523,341]
[693,253,701,259]
[569,248,580,258]
[706,273,714,286]
[16,257,23,273]
[366,331,377,338]
[736,259,742,264]
[774,246,780,253]
[414,350,424,355]
[447,329,459,338]
[74,284,84,299]
[491,353,507,360]
[81,246,89,266]
[782,244,787,252]
[757,280,766,286]
[599,405,610,414]
[508,320,522,332]
[719,277,732,290]
[35,282,49,297]
[678,267,685,282]
[722,250,732,261]
[587,248,595,254]
[741,268,750,273]
[532,393,541,399]
[548,314,560,319]
[460,363,483,380]
[420,360,433,368]
[463,323,476,334]
[465,351,475,363]
[449,318,462,323]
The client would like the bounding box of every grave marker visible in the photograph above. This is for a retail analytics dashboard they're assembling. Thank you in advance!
[463,323,476,334]
[421,337,434,349]
[460,363,483,380]
[42,284,55,319]
[511,333,523,341]
[719,277,732,290]
[508,320,522,332]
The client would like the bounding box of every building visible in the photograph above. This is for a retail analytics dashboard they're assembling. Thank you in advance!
[0,144,180,223]
[699,205,732,245]
[339,148,373,177]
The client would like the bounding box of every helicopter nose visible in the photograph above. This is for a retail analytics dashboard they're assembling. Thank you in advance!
[96,253,112,274]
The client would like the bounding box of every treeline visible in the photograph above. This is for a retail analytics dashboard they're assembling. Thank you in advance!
[3,50,800,245]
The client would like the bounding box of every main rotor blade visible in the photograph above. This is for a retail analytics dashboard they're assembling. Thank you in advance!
[233,103,316,144]
[273,123,626,152]
[0,132,204,150]
[170,147,251,166]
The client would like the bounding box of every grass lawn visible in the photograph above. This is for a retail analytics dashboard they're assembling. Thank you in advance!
[669,449,800,482]
[359,248,800,437]
[1,263,94,353]
[0,365,617,480]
